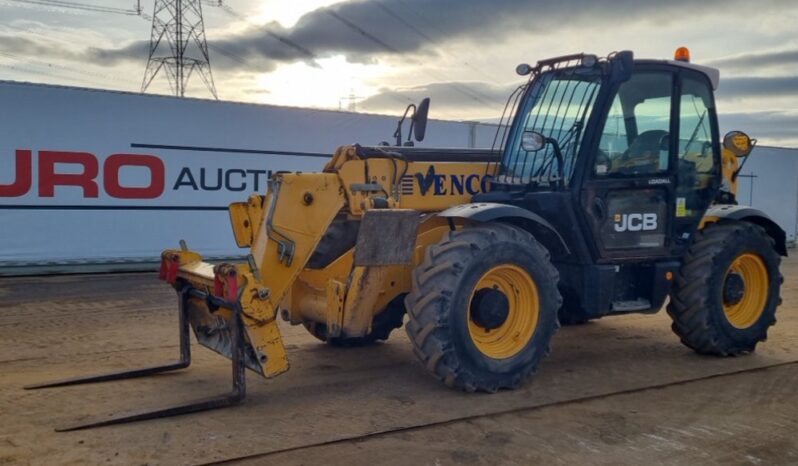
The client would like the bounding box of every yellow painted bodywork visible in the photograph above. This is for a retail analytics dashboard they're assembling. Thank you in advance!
[166,144,489,378]
[720,147,740,195]
[698,146,742,230]
[698,215,720,230]
[289,216,460,338]
[228,194,266,248]
[326,145,490,215]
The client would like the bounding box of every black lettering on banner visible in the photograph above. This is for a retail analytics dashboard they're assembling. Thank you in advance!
[173,167,198,190]
[225,169,247,191]
[200,168,222,191]
[174,167,276,192]
[246,169,268,192]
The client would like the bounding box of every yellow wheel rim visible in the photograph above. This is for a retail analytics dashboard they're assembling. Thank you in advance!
[723,253,769,329]
[467,264,539,359]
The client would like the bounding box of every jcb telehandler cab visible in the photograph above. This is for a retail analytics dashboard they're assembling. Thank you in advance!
[30,49,786,431]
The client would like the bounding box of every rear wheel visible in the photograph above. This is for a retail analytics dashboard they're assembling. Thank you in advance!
[304,294,406,347]
[668,221,782,355]
[405,223,561,392]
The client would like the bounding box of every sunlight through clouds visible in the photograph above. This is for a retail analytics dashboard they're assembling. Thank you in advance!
[0,0,796,145]
[249,0,347,28]
[254,55,384,109]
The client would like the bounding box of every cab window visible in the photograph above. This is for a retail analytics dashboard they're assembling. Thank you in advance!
[674,73,718,223]
[596,72,674,176]
[678,77,715,174]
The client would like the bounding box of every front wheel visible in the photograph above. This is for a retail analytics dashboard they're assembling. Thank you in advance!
[405,223,561,392]
[668,221,782,355]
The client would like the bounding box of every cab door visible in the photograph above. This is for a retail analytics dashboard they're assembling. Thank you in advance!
[581,68,677,260]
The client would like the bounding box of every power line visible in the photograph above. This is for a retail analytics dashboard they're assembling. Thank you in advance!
[6,0,138,15]
[0,61,124,89]
[325,8,502,108]
[213,3,318,61]
[375,0,503,84]
[326,9,399,54]
[373,2,435,45]
[208,43,248,65]
[326,8,499,106]
[218,4,415,108]
[0,0,420,109]
[233,4,472,110]
[1,21,92,43]
[0,50,140,85]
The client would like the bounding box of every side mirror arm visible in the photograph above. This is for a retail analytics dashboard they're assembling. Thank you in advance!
[394,104,416,146]
[546,137,566,189]
[732,138,757,182]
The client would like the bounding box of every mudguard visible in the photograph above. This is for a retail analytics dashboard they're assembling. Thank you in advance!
[704,204,788,256]
[438,202,570,255]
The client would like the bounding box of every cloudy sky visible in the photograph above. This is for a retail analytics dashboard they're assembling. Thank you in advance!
[1,0,797,146]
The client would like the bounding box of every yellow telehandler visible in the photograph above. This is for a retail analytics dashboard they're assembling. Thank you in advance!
[29,49,786,431]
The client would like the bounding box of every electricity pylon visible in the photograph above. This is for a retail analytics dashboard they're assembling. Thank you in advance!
[141,0,218,98]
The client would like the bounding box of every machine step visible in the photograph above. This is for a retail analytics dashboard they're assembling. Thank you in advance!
[611,298,652,312]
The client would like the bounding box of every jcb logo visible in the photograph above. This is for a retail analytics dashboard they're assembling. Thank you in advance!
[614,213,658,232]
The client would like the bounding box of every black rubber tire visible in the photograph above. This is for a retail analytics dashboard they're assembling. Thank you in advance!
[304,294,407,347]
[667,221,782,355]
[405,223,561,393]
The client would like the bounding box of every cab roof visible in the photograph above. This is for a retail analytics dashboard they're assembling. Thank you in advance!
[635,59,720,90]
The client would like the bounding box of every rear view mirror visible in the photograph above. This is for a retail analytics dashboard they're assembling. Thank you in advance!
[394,97,431,146]
[411,97,430,142]
[724,130,755,157]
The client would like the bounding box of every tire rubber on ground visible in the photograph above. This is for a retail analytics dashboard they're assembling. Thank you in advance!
[405,222,562,392]
[668,221,782,355]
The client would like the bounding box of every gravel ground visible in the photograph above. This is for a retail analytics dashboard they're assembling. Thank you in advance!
[1,255,796,465]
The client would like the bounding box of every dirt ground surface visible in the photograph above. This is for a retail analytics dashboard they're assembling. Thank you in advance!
[1,256,797,465]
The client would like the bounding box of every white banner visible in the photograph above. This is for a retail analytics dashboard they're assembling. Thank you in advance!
[0,81,498,271]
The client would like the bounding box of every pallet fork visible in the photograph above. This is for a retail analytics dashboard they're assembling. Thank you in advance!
[25,284,248,432]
